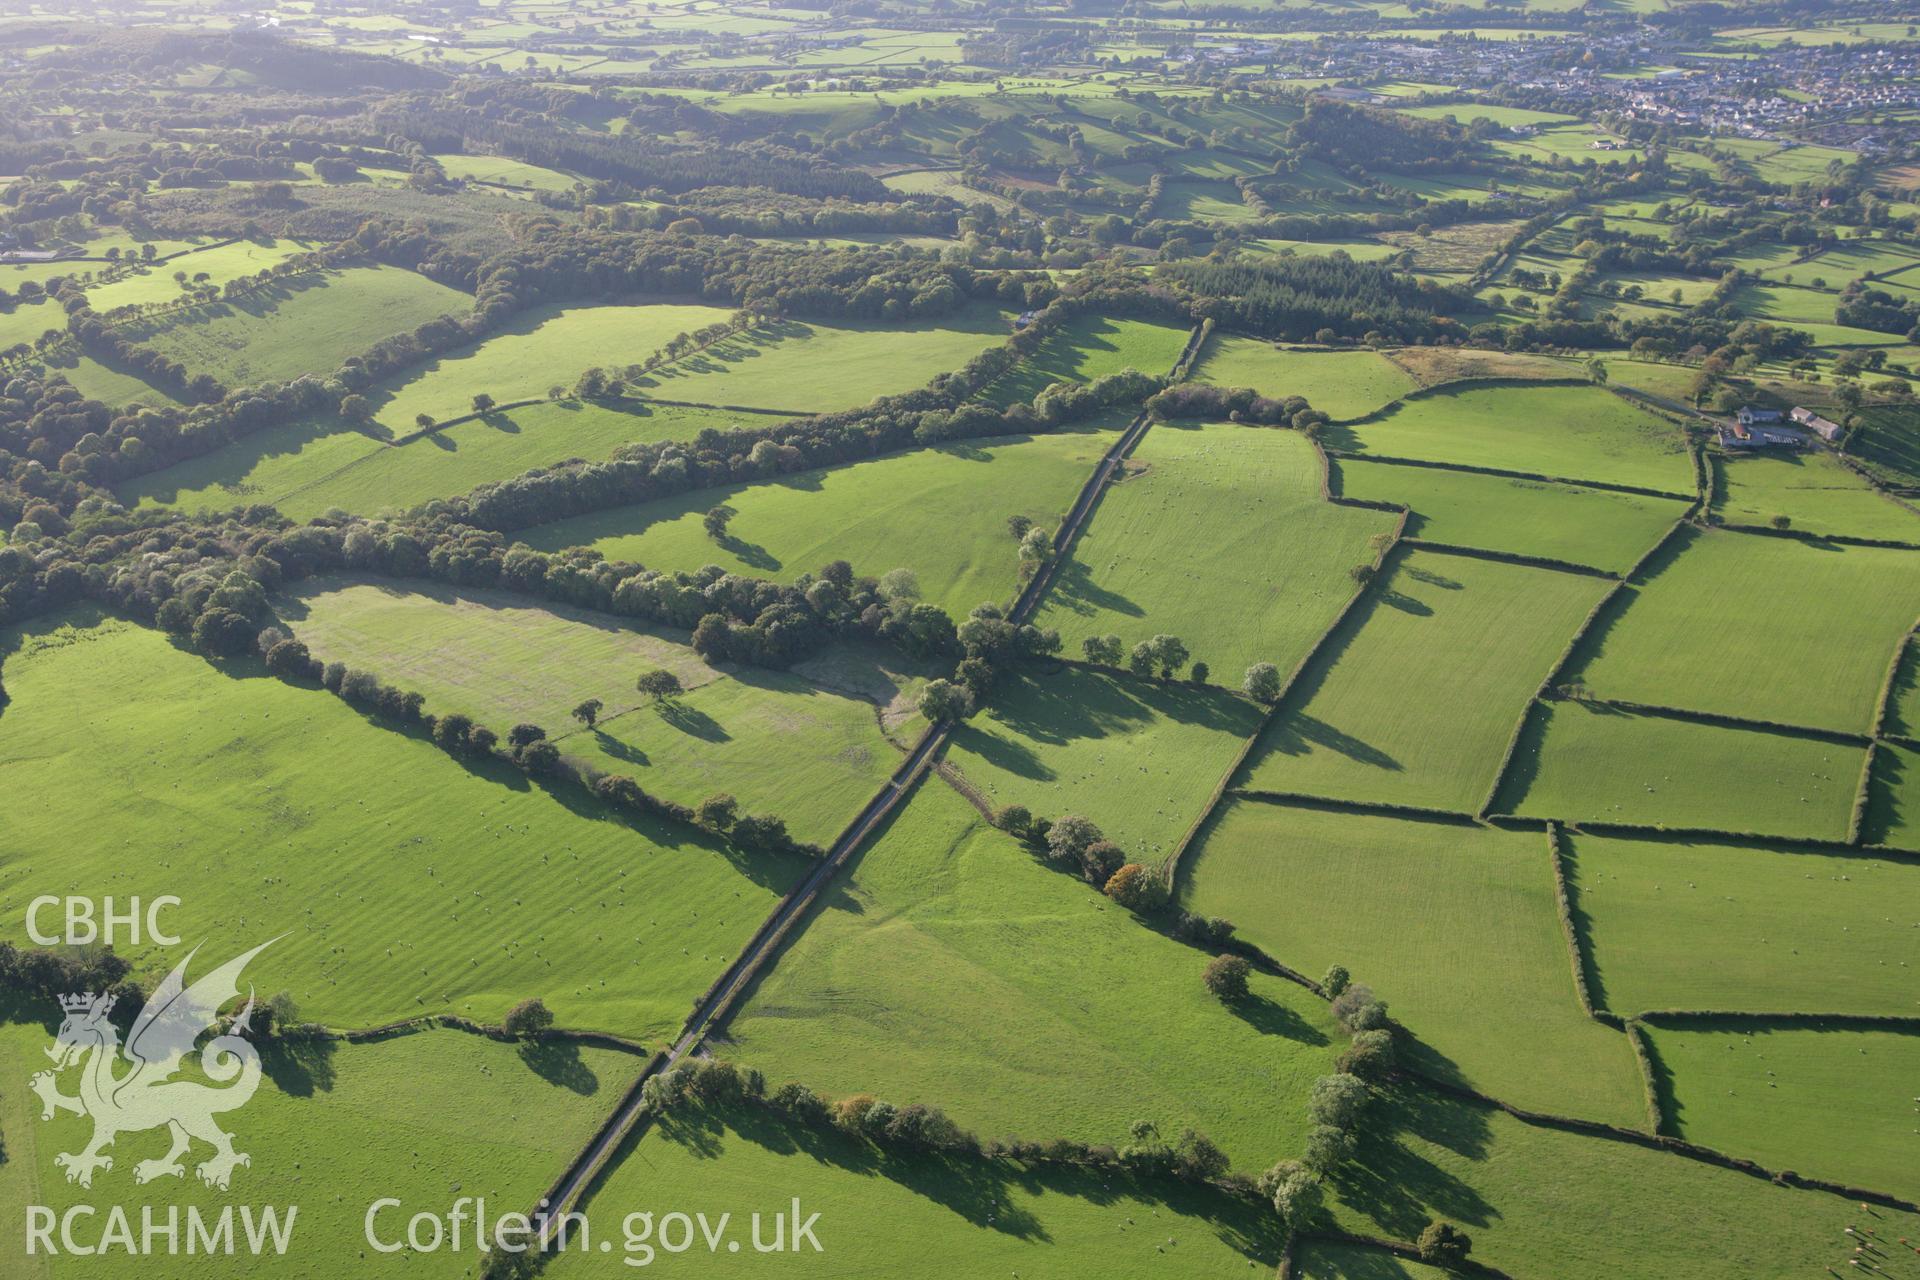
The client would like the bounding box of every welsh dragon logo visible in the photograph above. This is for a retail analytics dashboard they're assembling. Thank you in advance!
[30,939,278,1191]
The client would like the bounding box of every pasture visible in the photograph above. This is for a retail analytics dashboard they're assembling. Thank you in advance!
[1335,457,1686,572]
[1573,527,1920,733]
[1329,384,1694,494]
[1242,550,1608,813]
[0,613,798,1038]
[980,312,1194,406]
[524,425,1123,617]
[1180,799,1647,1127]
[1566,831,1920,1017]
[1645,1021,1920,1200]
[1188,336,1418,421]
[1731,282,1904,348]
[281,579,898,847]
[83,236,322,313]
[1863,741,1920,849]
[1034,423,1398,681]
[1503,701,1865,841]
[942,664,1261,868]
[725,779,1343,1172]
[1714,449,1920,542]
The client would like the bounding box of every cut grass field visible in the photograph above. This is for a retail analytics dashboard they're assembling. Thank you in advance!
[1324,1083,1913,1280]
[1188,336,1418,421]
[980,312,1194,406]
[1335,457,1686,572]
[123,400,754,521]
[1180,799,1647,1127]
[1503,701,1866,841]
[941,664,1261,868]
[1573,527,1920,733]
[524,425,1122,617]
[1034,423,1398,681]
[547,1101,1284,1280]
[281,578,901,847]
[1243,550,1609,813]
[1328,383,1693,494]
[1713,449,1920,542]
[121,264,470,386]
[1566,831,1920,1018]
[1645,1021,1920,1200]
[0,1021,644,1280]
[0,612,798,1038]
[725,779,1343,1172]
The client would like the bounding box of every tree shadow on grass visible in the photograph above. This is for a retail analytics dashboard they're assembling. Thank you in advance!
[1259,712,1401,772]
[659,698,730,743]
[260,1035,338,1098]
[950,722,1056,782]
[590,727,650,767]
[1225,992,1329,1047]
[715,533,780,573]
[518,1038,599,1096]
[1326,1086,1498,1240]
[1037,559,1144,621]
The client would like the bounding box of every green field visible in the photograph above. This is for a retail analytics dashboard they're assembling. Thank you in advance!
[725,779,1342,1172]
[1336,457,1686,572]
[1863,741,1920,848]
[281,579,901,847]
[942,664,1260,868]
[84,237,322,313]
[123,265,470,386]
[1034,423,1398,681]
[1714,450,1920,542]
[1505,701,1866,840]
[525,425,1121,617]
[981,312,1194,406]
[1732,282,1905,348]
[0,296,61,350]
[434,151,579,190]
[1243,550,1607,813]
[1646,1021,1920,1200]
[1181,800,1647,1127]
[1297,1242,1450,1279]
[546,1101,1284,1279]
[1574,528,1920,732]
[1188,336,1419,421]
[1330,384,1693,494]
[124,400,753,520]
[0,613,797,1037]
[1567,831,1920,1017]
[0,1021,643,1280]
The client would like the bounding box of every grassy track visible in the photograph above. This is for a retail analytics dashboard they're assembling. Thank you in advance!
[724,780,1342,1172]
[1181,800,1647,1127]
[1575,527,1920,733]
[1714,449,1920,542]
[524,425,1123,617]
[281,579,901,847]
[942,664,1261,868]
[1328,384,1693,493]
[1646,1022,1920,1200]
[1506,701,1865,840]
[1190,336,1418,421]
[0,613,798,1037]
[1243,551,1609,812]
[1034,423,1398,681]
[1335,457,1688,573]
[982,313,1194,406]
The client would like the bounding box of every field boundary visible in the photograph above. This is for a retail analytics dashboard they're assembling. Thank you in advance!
[1545,821,1618,1027]
[1321,448,1695,502]
[1398,537,1617,580]
[1634,1009,1920,1031]
[1623,1020,1665,1135]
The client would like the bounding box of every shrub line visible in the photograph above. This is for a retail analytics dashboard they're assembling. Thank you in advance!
[1849,740,1880,847]
[1293,1230,1520,1280]
[1633,1009,1920,1031]
[1319,448,1695,502]
[1232,787,1481,828]
[1545,822,1619,1028]
[1564,818,1920,861]
[1706,519,1920,554]
[334,1013,650,1056]
[1623,1020,1665,1136]
[1569,696,1873,748]
[1399,537,1618,580]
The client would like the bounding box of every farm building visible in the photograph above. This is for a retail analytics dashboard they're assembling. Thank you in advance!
[1789,405,1843,440]
[1720,418,1809,449]
[1736,405,1785,427]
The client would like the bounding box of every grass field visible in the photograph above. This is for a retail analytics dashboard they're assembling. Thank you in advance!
[124,400,754,521]
[545,1101,1285,1279]
[1862,741,1920,849]
[981,312,1193,406]
[1732,283,1904,348]
[1328,384,1693,494]
[524,425,1122,617]
[0,612,798,1038]
[29,347,184,408]
[1242,551,1608,813]
[1180,800,1647,1127]
[725,779,1342,1172]
[0,1021,643,1280]
[942,664,1261,868]
[1034,423,1398,681]
[1188,336,1418,421]
[1324,1083,1912,1280]
[1574,527,1920,733]
[1646,1021,1920,1200]
[1567,831,1920,1017]
[1714,450,1920,542]
[434,152,579,190]
[281,579,900,847]
[1335,457,1686,572]
[1296,1242,1450,1279]
[84,237,322,313]
[1504,701,1866,840]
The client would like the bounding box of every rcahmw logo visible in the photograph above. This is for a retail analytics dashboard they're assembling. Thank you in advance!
[24,930,300,1258]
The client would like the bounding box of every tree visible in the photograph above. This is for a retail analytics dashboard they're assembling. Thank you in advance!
[1105,862,1167,913]
[1045,815,1102,865]
[1586,357,1608,385]
[1349,563,1376,587]
[502,997,554,1039]
[1260,1159,1322,1228]
[572,698,604,729]
[917,678,974,722]
[339,393,372,423]
[1303,1123,1354,1174]
[1006,514,1033,539]
[636,669,684,702]
[1338,1028,1397,1080]
[519,740,561,775]
[697,793,739,831]
[1417,1221,1473,1268]
[1244,662,1281,703]
[415,413,435,432]
[1080,840,1126,885]
[1321,964,1350,999]
[1309,1073,1372,1130]
[1083,634,1123,665]
[703,504,736,540]
[508,723,547,752]
[1201,954,1250,1001]
[993,803,1032,838]
[191,607,255,658]
[1189,661,1209,684]
[472,392,495,414]
[1148,634,1188,678]
[1127,641,1155,677]
[1770,513,1791,530]
[1331,982,1389,1031]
